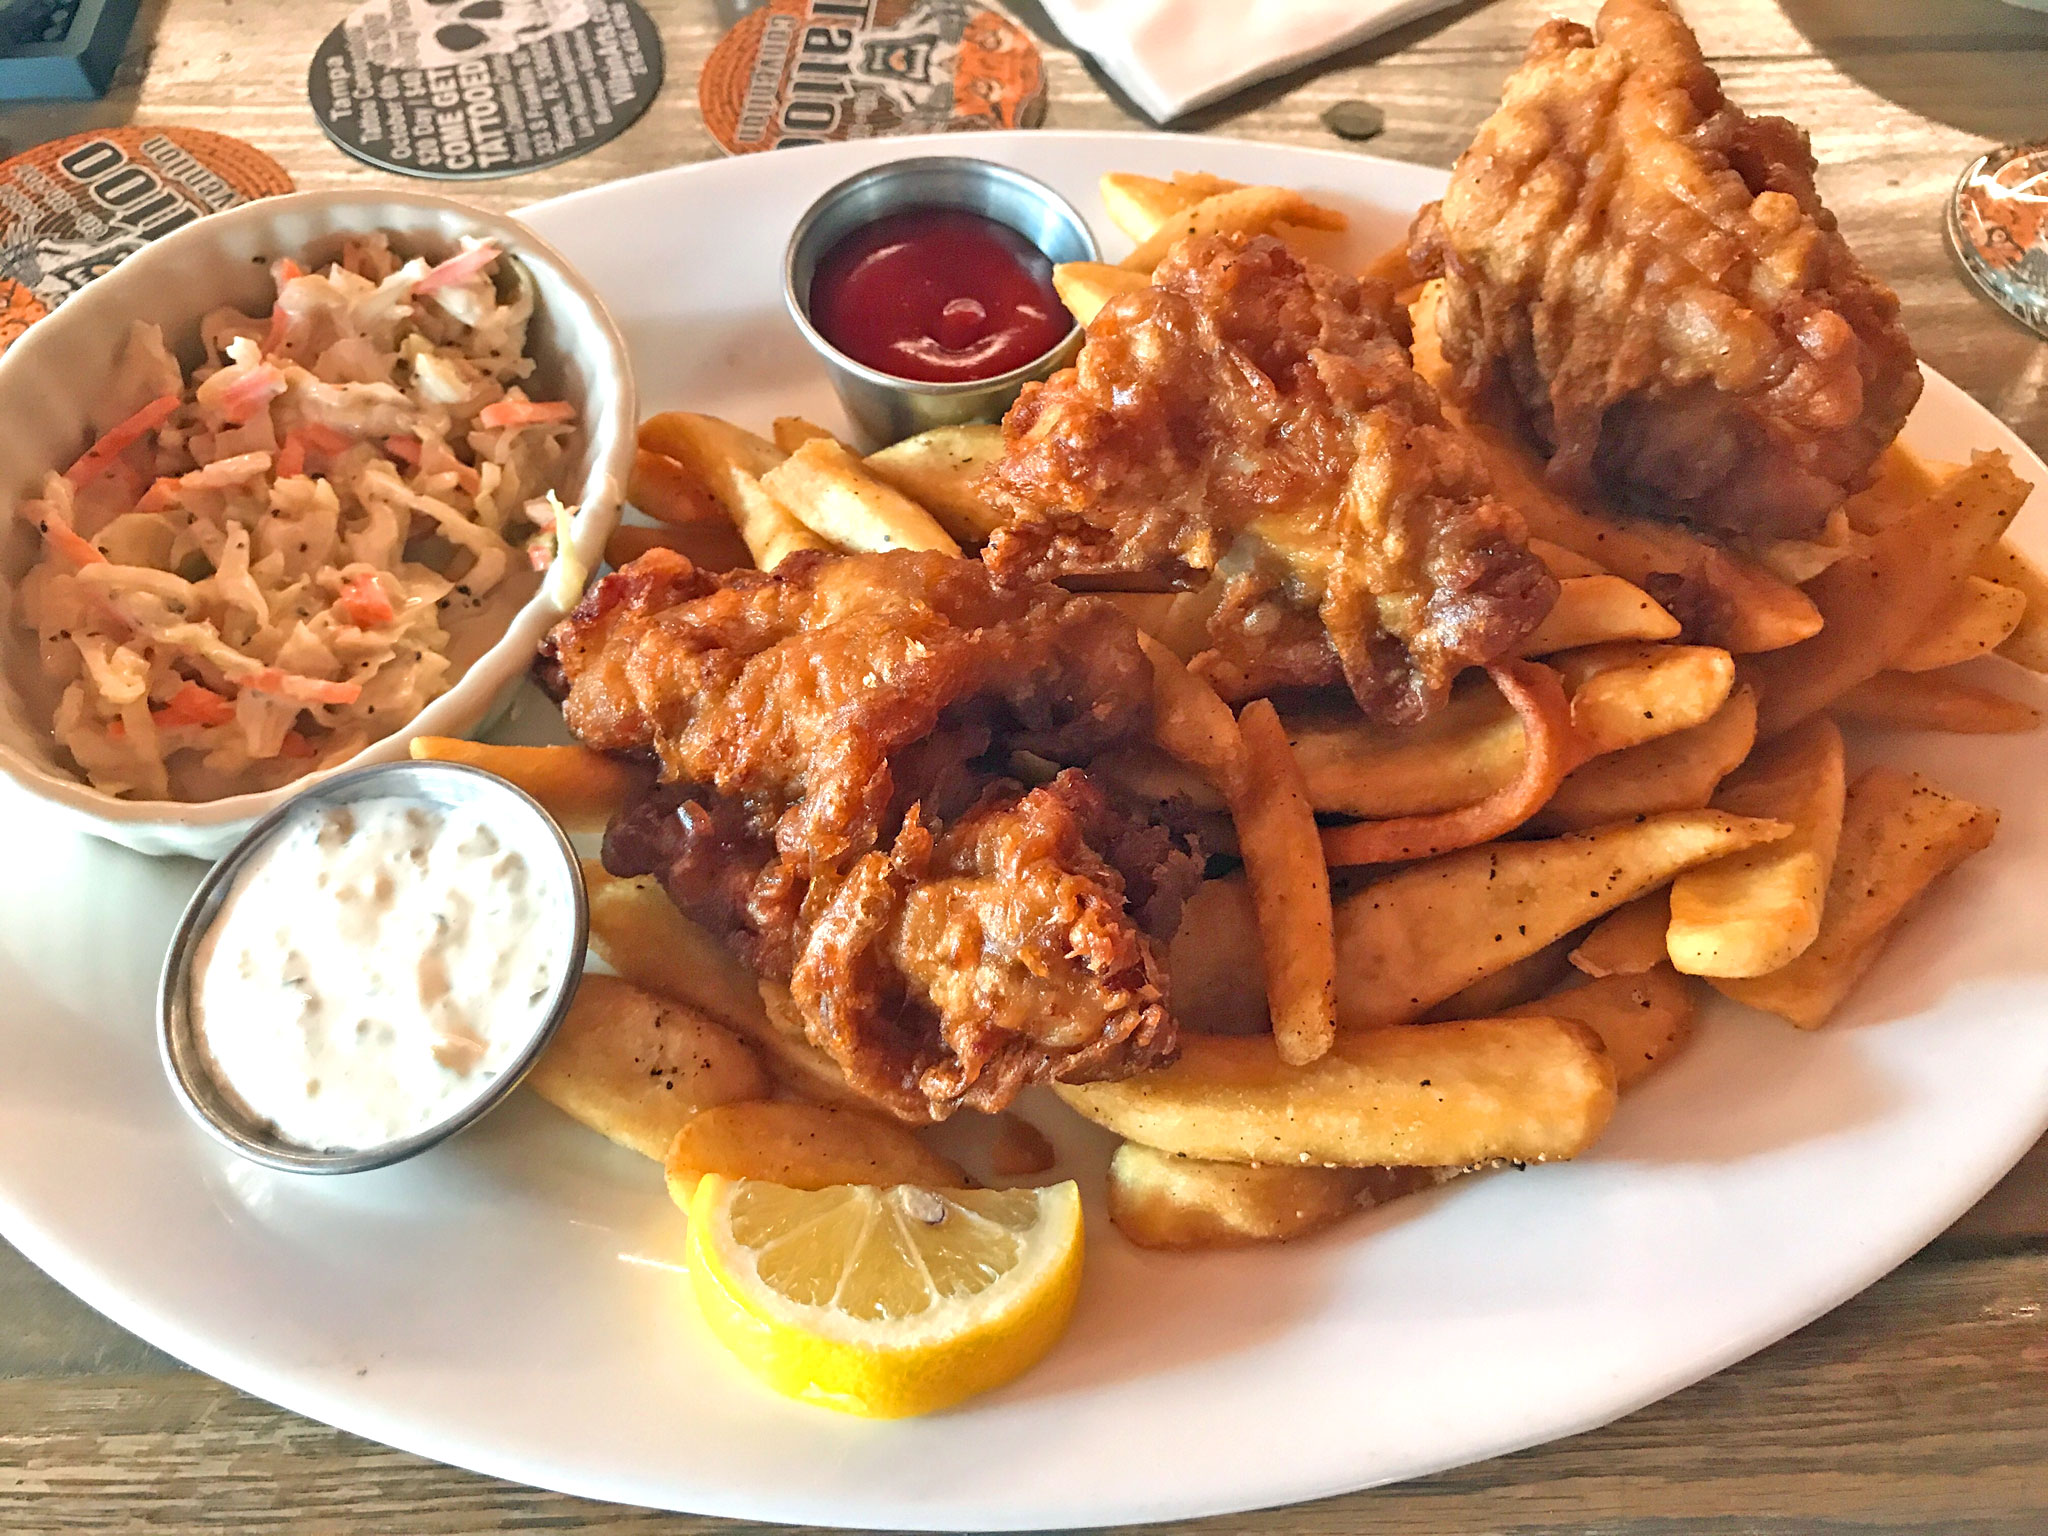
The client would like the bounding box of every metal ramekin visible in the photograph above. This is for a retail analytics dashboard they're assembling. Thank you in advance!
[157,761,589,1175]
[784,156,1099,445]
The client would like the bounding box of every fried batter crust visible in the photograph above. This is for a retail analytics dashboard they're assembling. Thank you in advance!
[799,773,1176,1117]
[1410,0,1920,540]
[547,547,1194,1121]
[983,232,1555,724]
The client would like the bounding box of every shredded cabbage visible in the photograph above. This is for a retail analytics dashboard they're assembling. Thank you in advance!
[12,236,582,800]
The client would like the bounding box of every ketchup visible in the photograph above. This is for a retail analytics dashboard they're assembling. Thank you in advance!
[808,208,1073,384]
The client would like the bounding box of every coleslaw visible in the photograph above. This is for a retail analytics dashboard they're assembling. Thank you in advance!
[11,234,579,800]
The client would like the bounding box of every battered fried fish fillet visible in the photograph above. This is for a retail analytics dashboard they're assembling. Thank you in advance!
[544,547,1196,1121]
[1410,0,1920,541]
[983,232,1555,725]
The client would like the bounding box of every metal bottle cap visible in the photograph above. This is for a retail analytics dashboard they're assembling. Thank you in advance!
[1949,143,2048,339]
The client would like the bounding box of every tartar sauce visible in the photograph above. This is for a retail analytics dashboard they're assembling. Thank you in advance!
[191,797,571,1151]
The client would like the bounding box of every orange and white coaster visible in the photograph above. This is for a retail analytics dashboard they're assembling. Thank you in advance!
[0,126,293,355]
[700,0,1046,156]
[1950,144,2048,339]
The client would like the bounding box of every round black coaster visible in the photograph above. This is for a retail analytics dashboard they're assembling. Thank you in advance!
[308,0,664,180]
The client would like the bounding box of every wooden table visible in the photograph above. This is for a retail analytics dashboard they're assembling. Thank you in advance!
[5,0,2048,1529]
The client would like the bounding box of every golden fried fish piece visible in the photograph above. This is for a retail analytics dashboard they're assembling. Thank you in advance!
[544,547,1198,1121]
[983,232,1555,724]
[1411,0,1920,541]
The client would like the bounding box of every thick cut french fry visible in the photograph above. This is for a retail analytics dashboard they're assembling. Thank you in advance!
[1508,967,1693,1091]
[605,519,755,574]
[1319,661,1580,866]
[736,491,833,568]
[862,424,1008,546]
[1167,876,1269,1035]
[1528,684,1757,835]
[1667,716,1846,978]
[640,409,782,477]
[1120,186,1348,272]
[1051,261,1151,327]
[583,861,778,1047]
[1056,1020,1616,1167]
[1745,455,2029,734]
[410,739,645,832]
[1111,1144,1358,1248]
[1106,1142,1458,1250]
[1141,634,1247,796]
[637,411,823,570]
[528,975,769,1160]
[1171,170,1242,199]
[1289,659,1588,834]
[1446,404,1821,654]
[1286,676,1522,818]
[1100,171,1237,242]
[760,436,961,555]
[1751,521,1864,586]
[1713,769,1997,1027]
[1526,497,1822,653]
[1529,537,1607,579]
[1520,574,1681,654]
[1235,700,1336,1065]
[771,416,849,455]
[1894,576,2027,672]
[1426,936,1574,1020]
[1975,538,2048,672]
[1842,442,1951,535]
[663,1101,965,1203]
[1553,642,1737,756]
[1150,580,1225,661]
[1831,669,2040,734]
[1569,891,1672,979]
[628,448,722,525]
[1334,809,1789,1027]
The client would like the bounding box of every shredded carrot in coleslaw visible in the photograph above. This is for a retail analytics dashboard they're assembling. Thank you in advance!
[35,516,106,568]
[155,682,235,729]
[10,234,584,801]
[478,398,576,429]
[134,476,181,515]
[65,395,181,489]
[338,572,396,628]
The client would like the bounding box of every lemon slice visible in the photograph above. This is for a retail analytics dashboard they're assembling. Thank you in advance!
[687,1176,1084,1418]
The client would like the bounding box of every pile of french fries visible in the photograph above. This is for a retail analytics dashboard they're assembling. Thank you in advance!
[413,168,2042,1255]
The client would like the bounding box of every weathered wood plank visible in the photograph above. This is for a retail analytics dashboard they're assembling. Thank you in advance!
[0,1250,2040,1534]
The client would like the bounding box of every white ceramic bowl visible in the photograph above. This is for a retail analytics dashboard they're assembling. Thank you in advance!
[0,190,634,859]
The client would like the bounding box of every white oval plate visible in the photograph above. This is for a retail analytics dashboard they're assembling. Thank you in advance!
[4,132,2047,1530]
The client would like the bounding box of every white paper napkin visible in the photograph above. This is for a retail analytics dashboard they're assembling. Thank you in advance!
[1037,0,1463,123]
